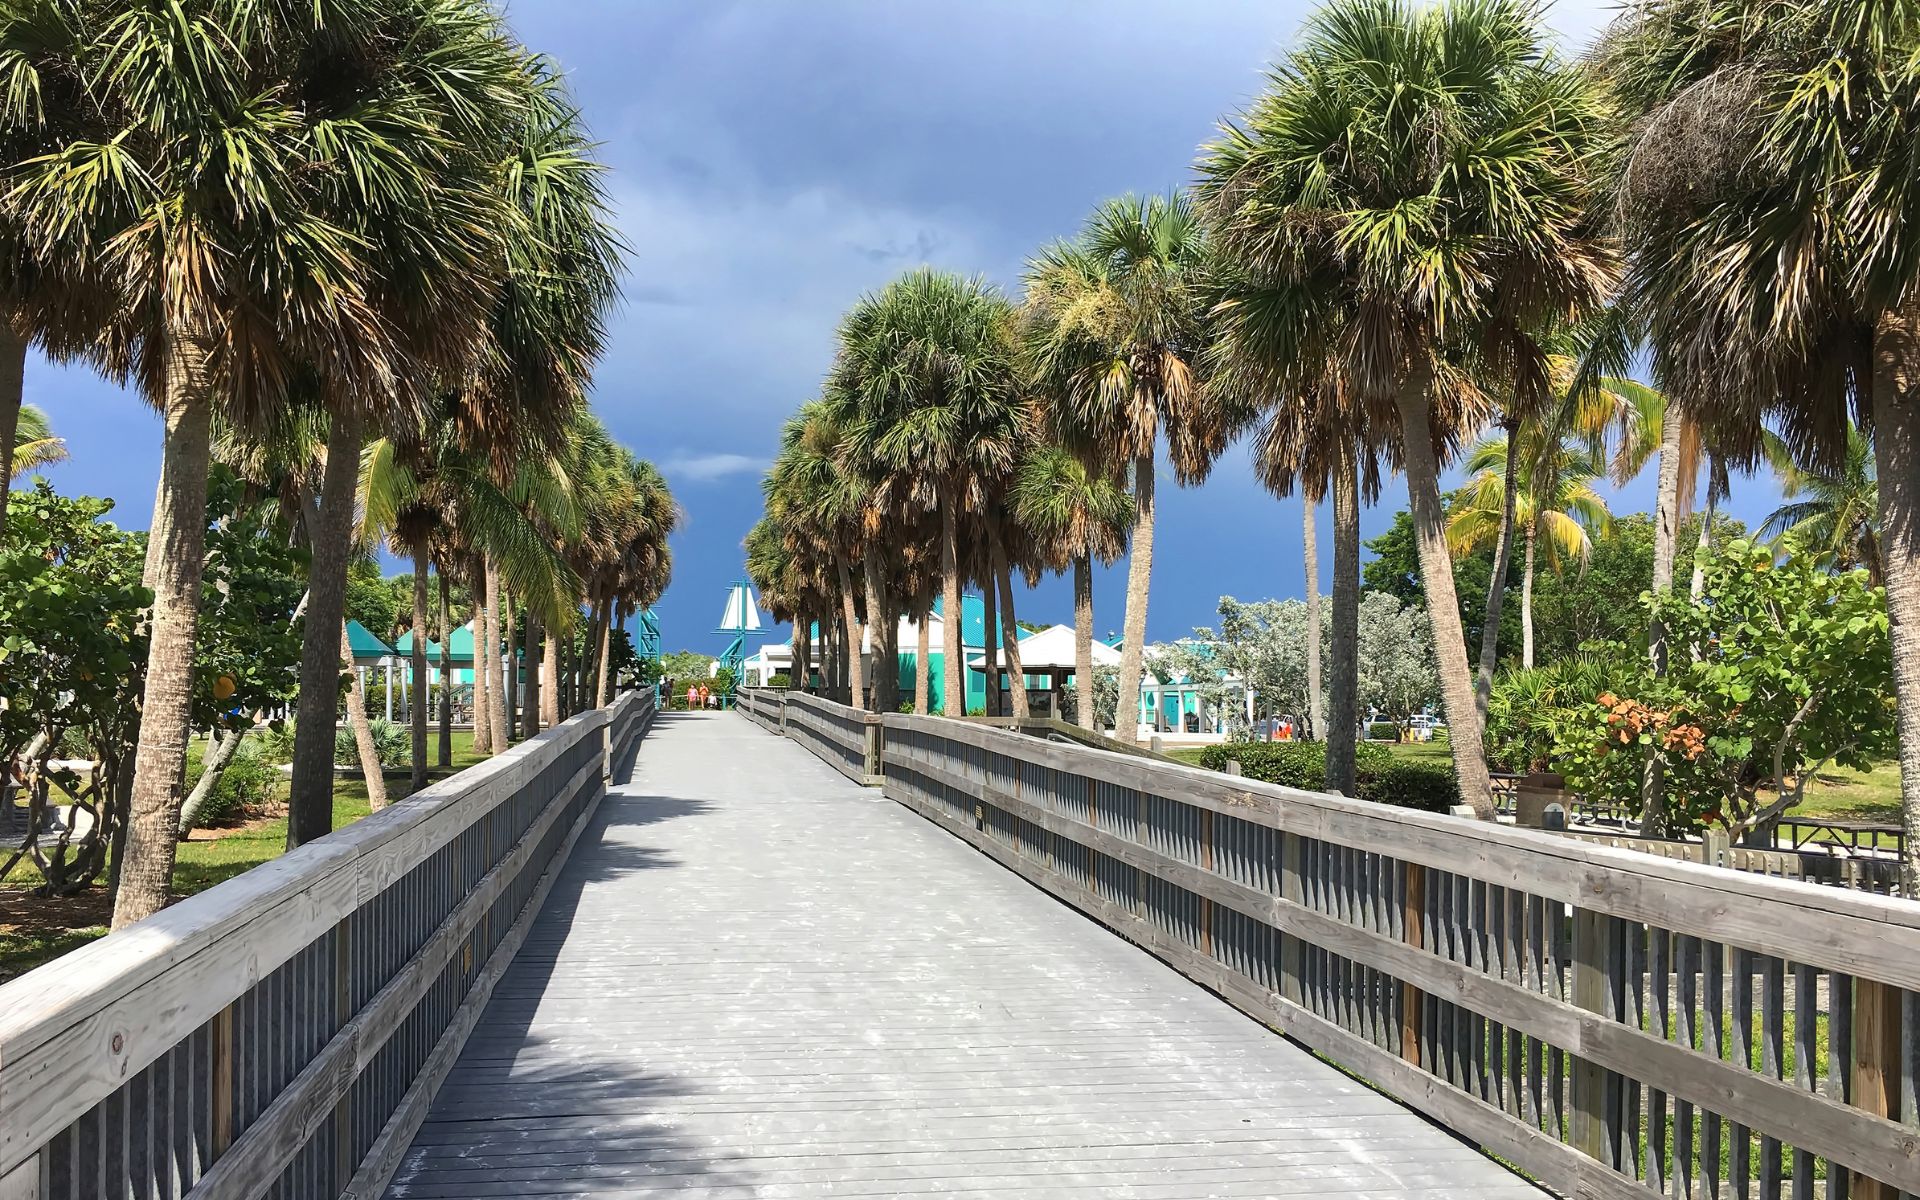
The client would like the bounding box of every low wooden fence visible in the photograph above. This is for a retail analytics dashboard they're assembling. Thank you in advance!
[0,688,654,1200]
[737,688,1920,1200]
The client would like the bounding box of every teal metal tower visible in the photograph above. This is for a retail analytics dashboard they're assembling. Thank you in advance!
[714,579,760,708]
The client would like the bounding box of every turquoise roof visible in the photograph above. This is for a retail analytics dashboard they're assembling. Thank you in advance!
[345,619,396,663]
[393,622,475,663]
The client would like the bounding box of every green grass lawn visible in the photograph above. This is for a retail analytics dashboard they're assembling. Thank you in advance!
[1,730,486,981]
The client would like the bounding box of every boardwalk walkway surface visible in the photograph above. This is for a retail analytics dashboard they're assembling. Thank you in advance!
[384,711,1542,1199]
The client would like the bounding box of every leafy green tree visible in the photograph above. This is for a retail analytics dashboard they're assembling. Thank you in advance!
[1603,0,1920,885]
[1355,592,1440,731]
[1531,542,1894,836]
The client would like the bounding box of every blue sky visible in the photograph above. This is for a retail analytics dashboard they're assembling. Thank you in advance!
[26,0,1785,658]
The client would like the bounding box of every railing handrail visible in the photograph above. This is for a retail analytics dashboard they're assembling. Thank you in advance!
[882,712,1920,970]
[0,692,640,1186]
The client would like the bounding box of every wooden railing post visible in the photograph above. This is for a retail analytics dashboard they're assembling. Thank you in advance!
[0,1152,42,1200]
[1569,907,1609,1161]
[212,1004,235,1159]
[1280,831,1303,1007]
[1852,979,1903,1199]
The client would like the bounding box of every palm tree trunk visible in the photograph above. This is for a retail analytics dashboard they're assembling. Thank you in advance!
[0,316,24,540]
[864,550,896,712]
[991,528,1030,719]
[1871,297,1920,893]
[287,410,363,851]
[939,496,965,716]
[1641,411,1687,836]
[1474,424,1522,717]
[1326,446,1362,795]
[1303,495,1325,739]
[1113,451,1157,746]
[1073,554,1097,731]
[541,628,561,727]
[915,604,931,714]
[115,333,216,928]
[522,609,542,736]
[981,559,999,716]
[343,622,390,810]
[596,597,616,706]
[409,550,430,790]
[437,572,453,768]
[471,585,492,756]
[1690,488,1716,599]
[834,552,867,711]
[178,726,245,834]
[1393,385,1494,816]
[1521,521,1538,670]
[791,616,810,692]
[502,588,518,742]
[484,559,508,749]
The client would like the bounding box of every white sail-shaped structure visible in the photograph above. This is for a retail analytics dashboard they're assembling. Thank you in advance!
[718,583,763,633]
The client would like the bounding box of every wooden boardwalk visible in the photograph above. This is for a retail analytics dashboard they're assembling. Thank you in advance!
[383,711,1542,1199]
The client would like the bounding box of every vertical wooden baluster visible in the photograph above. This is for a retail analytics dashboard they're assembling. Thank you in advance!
[1702,944,1724,1200]
[1731,948,1754,1198]
[210,1006,234,1165]
[1281,831,1304,1008]
[1852,978,1901,1200]
[1401,860,1425,1067]
[1761,956,1784,1198]
[1791,963,1817,1200]
[1649,927,1671,1194]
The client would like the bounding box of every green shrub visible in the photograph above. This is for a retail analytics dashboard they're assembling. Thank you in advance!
[187,739,278,827]
[1359,757,1459,813]
[1366,721,1401,741]
[1195,740,1454,812]
[335,717,408,770]
[768,673,791,689]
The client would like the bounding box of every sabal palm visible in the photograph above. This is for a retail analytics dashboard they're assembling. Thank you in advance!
[6,0,530,923]
[1450,431,1611,668]
[834,269,1022,715]
[1022,193,1222,744]
[5,403,63,479]
[1762,426,1880,583]
[1196,0,1613,813]
[1604,0,1920,882]
[768,399,874,707]
[1009,445,1132,730]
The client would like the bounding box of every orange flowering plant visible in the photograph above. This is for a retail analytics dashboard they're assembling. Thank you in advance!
[1528,540,1893,836]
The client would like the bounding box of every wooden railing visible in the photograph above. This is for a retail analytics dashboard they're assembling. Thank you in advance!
[779,691,881,785]
[736,689,1920,1200]
[0,688,654,1200]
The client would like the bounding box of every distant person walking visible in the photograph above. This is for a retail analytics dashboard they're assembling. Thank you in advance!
[699,684,711,710]
[685,684,698,711]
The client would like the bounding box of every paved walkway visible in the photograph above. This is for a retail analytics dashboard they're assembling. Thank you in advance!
[385,711,1542,1199]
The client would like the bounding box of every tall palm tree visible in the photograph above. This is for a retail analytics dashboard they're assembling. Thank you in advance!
[1604,0,1920,882]
[1023,194,1224,745]
[834,269,1023,717]
[767,400,872,708]
[9,0,531,923]
[1762,426,1881,582]
[1009,445,1133,730]
[1196,0,1613,814]
[1449,431,1612,668]
[4,403,64,479]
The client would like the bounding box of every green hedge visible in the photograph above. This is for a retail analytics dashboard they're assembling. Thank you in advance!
[1195,740,1458,813]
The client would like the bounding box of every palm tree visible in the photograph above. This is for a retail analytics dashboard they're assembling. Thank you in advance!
[1762,426,1881,582]
[1009,445,1133,730]
[1195,0,1613,814]
[4,404,64,479]
[834,269,1023,716]
[1022,194,1224,745]
[8,0,533,919]
[1449,431,1612,668]
[767,400,872,708]
[1603,0,1920,883]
